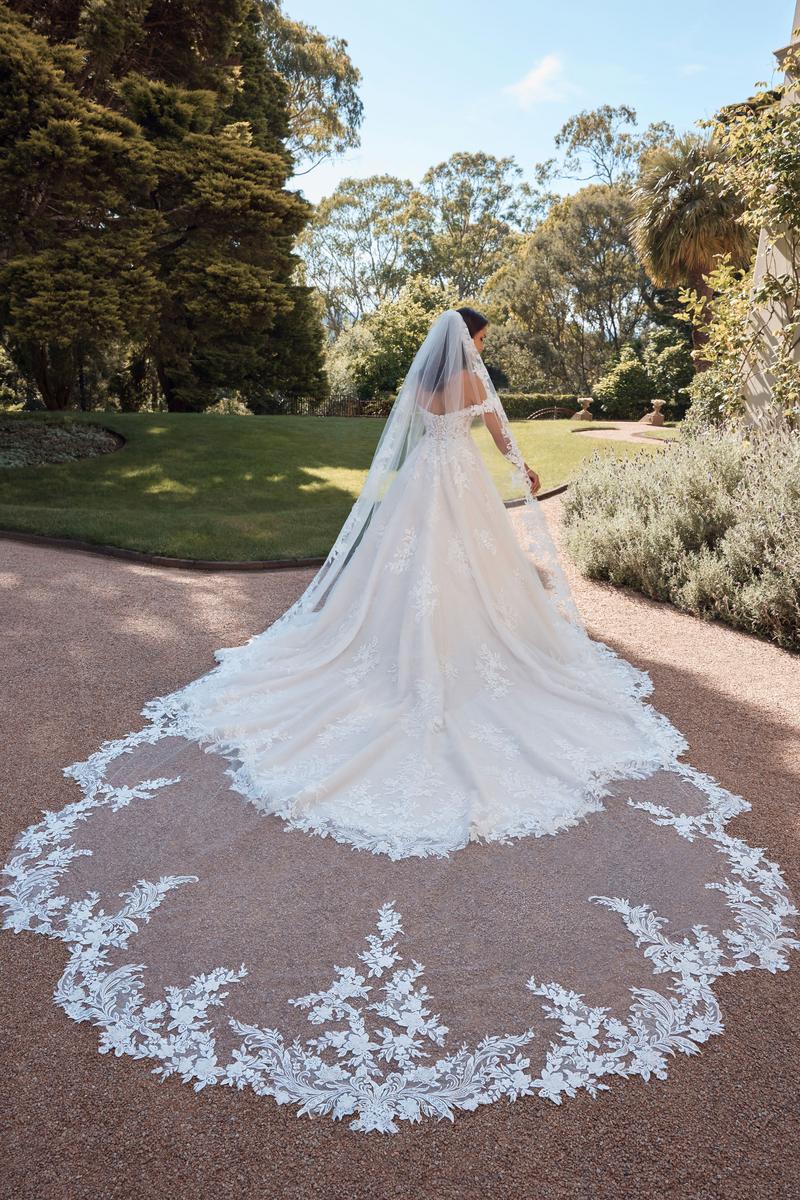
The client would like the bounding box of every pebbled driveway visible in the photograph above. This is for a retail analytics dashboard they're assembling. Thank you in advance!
[1,497,798,1200]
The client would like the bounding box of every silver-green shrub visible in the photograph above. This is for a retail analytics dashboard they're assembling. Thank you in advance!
[562,428,800,650]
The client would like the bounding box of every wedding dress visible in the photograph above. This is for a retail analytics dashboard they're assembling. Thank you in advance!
[134,309,686,859]
[2,310,796,1133]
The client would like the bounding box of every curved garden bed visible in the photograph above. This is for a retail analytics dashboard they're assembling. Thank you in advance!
[0,416,124,468]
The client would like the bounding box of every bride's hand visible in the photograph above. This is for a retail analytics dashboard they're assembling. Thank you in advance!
[525,464,541,495]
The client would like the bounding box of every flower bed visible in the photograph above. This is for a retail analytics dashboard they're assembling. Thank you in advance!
[0,416,122,468]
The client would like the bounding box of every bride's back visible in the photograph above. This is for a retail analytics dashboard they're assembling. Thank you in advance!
[417,368,487,417]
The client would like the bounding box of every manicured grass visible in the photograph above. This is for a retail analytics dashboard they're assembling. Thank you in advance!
[634,426,680,441]
[0,411,661,561]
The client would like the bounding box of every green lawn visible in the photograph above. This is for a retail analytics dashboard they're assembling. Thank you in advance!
[0,412,661,561]
[633,426,679,441]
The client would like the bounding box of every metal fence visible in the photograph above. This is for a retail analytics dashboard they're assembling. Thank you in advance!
[267,395,391,417]
[269,395,578,419]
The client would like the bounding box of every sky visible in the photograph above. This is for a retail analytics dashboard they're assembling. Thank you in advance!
[287,0,796,204]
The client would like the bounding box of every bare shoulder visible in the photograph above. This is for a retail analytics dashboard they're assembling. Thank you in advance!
[459,368,486,406]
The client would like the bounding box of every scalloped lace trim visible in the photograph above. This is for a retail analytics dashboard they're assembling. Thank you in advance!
[1,743,796,1132]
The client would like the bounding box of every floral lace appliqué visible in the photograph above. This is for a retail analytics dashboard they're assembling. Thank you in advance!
[386,528,418,574]
[476,643,512,698]
[344,637,379,687]
[412,570,439,624]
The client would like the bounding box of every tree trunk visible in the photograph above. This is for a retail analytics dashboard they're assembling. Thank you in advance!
[77,345,88,411]
[154,356,190,412]
[689,274,715,372]
[30,343,77,410]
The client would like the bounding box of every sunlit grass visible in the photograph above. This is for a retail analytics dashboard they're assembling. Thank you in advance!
[635,426,679,441]
[0,412,664,560]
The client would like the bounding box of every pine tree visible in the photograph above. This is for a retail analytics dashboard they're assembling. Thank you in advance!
[1,1,328,411]
[0,8,163,409]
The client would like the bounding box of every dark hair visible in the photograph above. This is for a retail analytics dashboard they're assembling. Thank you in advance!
[426,307,489,397]
[456,307,489,337]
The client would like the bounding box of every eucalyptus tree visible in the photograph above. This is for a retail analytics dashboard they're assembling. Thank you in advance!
[486,184,649,393]
[261,0,364,173]
[549,104,676,186]
[402,152,538,300]
[300,175,414,336]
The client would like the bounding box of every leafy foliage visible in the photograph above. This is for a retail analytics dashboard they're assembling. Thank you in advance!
[261,0,363,171]
[0,8,164,410]
[302,153,537,337]
[0,1,331,411]
[592,348,656,419]
[549,104,676,186]
[563,427,800,651]
[0,342,35,410]
[682,46,800,423]
[592,326,693,419]
[631,134,753,296]
[0,414,120,467]
[402,153,538,300]
[298,175,414,334]
[326,276,456,401]
[679,259,757,431]
[641,325,694,415]
[486,184,649,393]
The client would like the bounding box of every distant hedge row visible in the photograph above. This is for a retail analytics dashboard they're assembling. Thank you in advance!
[498,394,579,418]
[253,392,581,418]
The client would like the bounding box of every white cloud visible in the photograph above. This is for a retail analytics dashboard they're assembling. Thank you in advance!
[504,54,573,108]
[681,63,707,76]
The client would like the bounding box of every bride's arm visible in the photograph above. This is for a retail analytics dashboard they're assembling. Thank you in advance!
[470,379,541,496]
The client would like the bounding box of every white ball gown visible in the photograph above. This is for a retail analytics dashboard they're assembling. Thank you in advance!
[2,310,796,1133]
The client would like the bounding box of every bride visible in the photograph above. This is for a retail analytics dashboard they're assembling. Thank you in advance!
[2,306,796,1134]
[147,306,687,859]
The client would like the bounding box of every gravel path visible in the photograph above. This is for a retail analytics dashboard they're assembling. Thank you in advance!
[2,499,798,1200]
[570,421,675,443]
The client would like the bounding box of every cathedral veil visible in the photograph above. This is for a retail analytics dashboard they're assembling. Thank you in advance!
[2,314,795,1136]
[230,308,583,658]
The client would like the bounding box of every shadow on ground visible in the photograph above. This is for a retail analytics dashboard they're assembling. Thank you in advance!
[1,534,798,1200]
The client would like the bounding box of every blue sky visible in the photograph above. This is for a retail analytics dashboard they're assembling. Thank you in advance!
[288,0,795,203]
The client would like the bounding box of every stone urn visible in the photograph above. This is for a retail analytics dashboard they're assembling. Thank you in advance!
[641,398,666,426]
[572,396,593,421]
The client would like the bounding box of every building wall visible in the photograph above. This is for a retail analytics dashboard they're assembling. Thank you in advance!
[743,0,800,424]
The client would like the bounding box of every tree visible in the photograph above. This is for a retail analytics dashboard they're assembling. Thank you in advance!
[242,278,328,410]
[0,9,163,410]
[591,346,656,418]
[1,1,327,411]
[693,45,800,423]
[592,325,693,419]
[327,276,456,402]
[559,186,649,354]
[486,185,648,393]
[402,153,536,299]
[115,67,314,411]
[549,104,676,186]
[641,324,694,415]
[261,0,363,173]
[630,133,754,363]
[299,175,414,335]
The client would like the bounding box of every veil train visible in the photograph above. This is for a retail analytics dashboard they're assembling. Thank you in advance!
[2,309,796,1132]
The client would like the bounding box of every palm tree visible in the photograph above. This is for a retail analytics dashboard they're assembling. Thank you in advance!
[630,134,754,363]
